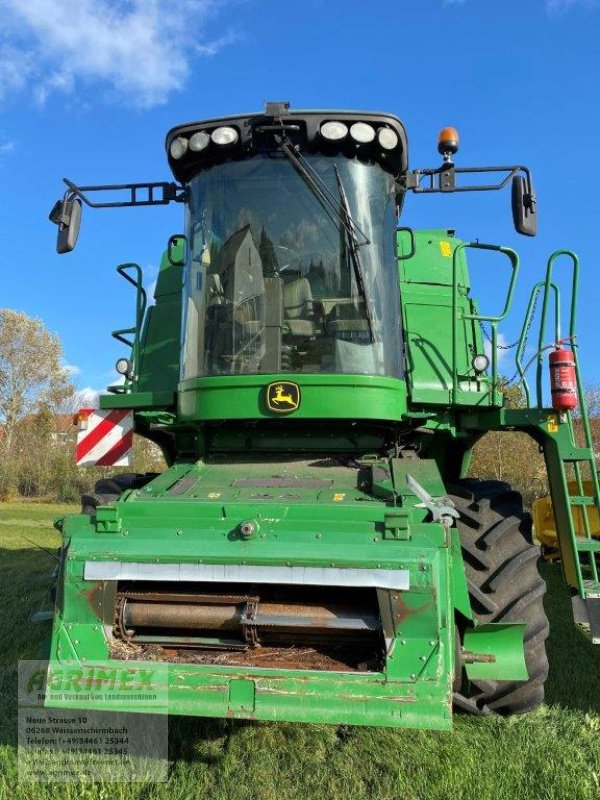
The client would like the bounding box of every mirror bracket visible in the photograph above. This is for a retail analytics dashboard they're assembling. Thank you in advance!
[403,163,537,236]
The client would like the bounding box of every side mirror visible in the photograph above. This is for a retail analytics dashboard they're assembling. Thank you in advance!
[49,197,82,254]
[167,234,187,266]
[512,175,537,237]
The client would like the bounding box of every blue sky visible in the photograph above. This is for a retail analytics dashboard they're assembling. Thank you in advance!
[1,0,599,402]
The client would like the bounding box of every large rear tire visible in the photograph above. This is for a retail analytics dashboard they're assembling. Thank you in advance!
[450,479,550,715]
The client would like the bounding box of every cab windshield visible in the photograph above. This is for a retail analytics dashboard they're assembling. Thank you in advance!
[182,154,402,378]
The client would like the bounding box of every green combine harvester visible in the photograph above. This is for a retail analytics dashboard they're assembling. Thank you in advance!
[46,103,600,729]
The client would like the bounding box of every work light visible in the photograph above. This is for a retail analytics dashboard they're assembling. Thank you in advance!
[320,121,348,141]
[472,354,490,373]
[189,131,211,152]
[211,126,239,145]
[378,127,399,150]
[169,136,188,160]
[350,122,375,144]
[116,357,133,378]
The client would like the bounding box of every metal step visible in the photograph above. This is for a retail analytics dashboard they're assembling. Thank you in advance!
[583,580,600,597]
[567,496,596,507]
[572,595,600,643]
[575,539,600,553]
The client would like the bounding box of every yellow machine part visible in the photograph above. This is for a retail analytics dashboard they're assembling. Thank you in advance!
[532,480,600,559]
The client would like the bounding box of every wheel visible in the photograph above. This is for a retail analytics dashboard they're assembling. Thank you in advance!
[449,479,550,715]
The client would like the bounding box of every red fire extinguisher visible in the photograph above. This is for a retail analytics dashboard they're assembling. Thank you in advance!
[549,346,578,411]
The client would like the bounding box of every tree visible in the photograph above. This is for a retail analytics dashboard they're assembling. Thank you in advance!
[469,378,547,506]
[0,309,73,459]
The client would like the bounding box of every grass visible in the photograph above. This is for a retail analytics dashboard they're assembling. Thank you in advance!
[0,502,599,800]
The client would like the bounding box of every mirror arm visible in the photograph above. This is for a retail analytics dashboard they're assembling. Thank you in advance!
[60,177,187,209]
[404,163,531,194]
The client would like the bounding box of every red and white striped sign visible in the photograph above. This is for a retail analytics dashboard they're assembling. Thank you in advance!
[75,408,134,467]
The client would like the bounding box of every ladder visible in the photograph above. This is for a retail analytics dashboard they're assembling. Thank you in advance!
[519,250,600,642]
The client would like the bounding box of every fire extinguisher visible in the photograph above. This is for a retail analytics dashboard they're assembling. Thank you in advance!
[549,346,578,412]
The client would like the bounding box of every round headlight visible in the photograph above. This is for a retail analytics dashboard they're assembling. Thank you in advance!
[350,122,375,144]
[320,121,348,141]
[378,127,399,150]
[116,357,133,377]
[472,354,490,373]
[211,126,239,146]
[189,131,211,152]
[170,136,188,160]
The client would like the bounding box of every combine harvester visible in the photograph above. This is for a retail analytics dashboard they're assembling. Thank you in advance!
[46,103,599,729]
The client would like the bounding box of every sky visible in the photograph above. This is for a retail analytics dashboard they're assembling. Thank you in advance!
[1,0,599,403]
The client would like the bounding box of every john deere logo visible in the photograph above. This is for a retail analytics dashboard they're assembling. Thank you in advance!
[266,381,300,413]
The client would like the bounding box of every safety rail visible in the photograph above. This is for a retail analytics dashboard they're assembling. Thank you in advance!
[451,242,520,405]
[518,250,600,602]
[515,279,560,407]
[109,263,147,394]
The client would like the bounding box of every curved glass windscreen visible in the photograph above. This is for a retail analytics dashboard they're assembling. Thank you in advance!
[182,154,402,379]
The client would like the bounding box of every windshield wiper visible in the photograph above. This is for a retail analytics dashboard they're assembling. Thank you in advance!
[275,135,376,341]
[276,135,370,247]
[333,165,376,342]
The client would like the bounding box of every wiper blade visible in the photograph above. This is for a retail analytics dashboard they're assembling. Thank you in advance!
[277,136,370,246]
[333,165,376,343]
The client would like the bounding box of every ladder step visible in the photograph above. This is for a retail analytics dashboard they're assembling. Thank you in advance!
[568,496,597,507]
[583,580,600,597]
[572,596,600,644]
[562,448,595,462]
[575,539,600,553]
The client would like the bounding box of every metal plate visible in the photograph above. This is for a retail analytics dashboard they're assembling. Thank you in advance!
[84,561,410,590]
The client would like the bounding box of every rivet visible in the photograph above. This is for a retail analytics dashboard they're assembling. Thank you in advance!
[429,640,436,646]
[410,673,416,679]
[401,640,407,646]
[420,655,427,661]
[176,529,183,536]
[373,536,380,542]
[316,533,322,539]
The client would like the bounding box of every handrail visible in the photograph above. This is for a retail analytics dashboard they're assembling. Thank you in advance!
[536,250,578,408]
[110,263,147,391]
[535,250,600,591]
[515,280,560,406]
[452,242,519,404]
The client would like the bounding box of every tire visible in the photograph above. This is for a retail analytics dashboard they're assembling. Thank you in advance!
[449,479,549,715]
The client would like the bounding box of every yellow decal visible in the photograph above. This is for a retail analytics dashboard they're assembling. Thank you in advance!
[547,415,559,433]
[266,381,301,413]
[440,241,452,258]
[333,493,346,502]
[208,492,221,499]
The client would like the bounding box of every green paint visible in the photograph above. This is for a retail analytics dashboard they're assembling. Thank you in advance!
[48,109,600,731]
[463,623,527,681]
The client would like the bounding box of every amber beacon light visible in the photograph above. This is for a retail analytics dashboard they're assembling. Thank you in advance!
[437,126,460,160]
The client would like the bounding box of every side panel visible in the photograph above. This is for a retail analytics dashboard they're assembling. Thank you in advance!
[398,229,491,406]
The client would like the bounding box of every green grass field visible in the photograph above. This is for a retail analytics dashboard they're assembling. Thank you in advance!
[1,502,599,800]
